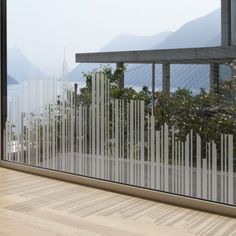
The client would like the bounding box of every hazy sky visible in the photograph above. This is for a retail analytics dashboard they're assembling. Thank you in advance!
[7,0,220,76]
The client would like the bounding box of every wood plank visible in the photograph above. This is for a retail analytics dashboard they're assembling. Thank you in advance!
[0,167,235,236]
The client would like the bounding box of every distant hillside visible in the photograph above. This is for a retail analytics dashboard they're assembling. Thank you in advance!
[125,9,221,92]
[68,31,171,82]
[68,63,119,83]
[68,8,221,92]
[7,74,19,85]
[100,31,172,52]
[8,47,48,82]
[153,9,221,49]
[125,64,209,94]
[205,34,221,47]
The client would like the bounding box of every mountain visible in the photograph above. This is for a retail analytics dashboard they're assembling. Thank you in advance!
[68,8,221,92]
[205,34,221,47]
[8,47,48,82]
[125,9,221,93]
[125,64,209,94]
[68,31,171,82]
[100,31,172,52]
[153,9,221,49]
[68,63,103,82]
[7,74,19,85]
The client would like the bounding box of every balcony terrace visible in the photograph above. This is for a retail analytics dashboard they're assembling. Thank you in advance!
[1,167,236,236]
[1,1,236,235]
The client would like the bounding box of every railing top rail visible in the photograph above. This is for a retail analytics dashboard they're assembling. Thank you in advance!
[76,46,236,64]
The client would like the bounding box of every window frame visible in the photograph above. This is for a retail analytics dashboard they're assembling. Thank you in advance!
[1,0,7,160]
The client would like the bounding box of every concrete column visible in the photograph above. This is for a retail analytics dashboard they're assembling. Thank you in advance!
[162,64,170,93]
[116,62,125,89]
[210,64,220,93]
[231,0,236,45]
[221,0,232,46]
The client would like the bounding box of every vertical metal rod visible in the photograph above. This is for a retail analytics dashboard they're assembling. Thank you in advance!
[74,83,78,151]
[152,61,155,114]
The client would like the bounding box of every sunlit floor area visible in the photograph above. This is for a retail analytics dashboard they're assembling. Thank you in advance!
[0,167,236,236]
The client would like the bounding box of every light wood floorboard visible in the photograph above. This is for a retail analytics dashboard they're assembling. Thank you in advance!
[0,167,236,236]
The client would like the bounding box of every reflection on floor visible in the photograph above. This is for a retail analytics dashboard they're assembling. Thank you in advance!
[0,167,235,236]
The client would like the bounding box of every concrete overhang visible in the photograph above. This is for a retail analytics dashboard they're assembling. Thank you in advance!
[76,46,236,64]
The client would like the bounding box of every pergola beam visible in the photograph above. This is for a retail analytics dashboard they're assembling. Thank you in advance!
[76,46,236,64]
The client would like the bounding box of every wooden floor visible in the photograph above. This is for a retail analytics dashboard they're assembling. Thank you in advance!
[0,168,236,236]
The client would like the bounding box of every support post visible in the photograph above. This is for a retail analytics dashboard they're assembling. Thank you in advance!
[162,64,170,93]
[152,62,155,114]
[116,62,125,89]
[231,0,236,46]
[210,64,220,94]
[221,0,232,46]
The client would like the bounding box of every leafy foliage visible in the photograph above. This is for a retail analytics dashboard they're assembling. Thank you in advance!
[78,64,151,105]
[79,64,236,144]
